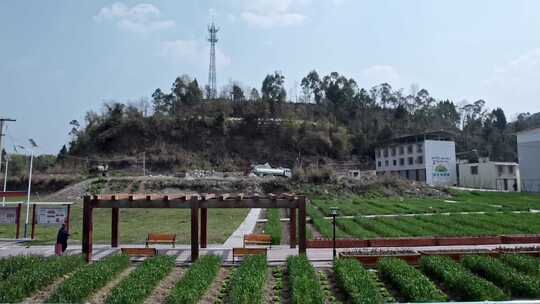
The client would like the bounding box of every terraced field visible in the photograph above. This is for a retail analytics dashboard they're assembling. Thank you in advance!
[4,252,540,303]
[308,190,540,239]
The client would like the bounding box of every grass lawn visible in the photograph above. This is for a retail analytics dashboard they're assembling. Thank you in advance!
[0,200,249,245]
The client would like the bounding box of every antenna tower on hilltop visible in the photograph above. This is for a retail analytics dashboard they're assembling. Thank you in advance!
[207,21,219,99]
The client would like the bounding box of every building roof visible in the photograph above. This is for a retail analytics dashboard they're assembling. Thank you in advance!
[516,127,540,135]
[378,130,456,146]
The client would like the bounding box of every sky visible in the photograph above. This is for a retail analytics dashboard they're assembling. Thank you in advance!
[1,0,540,154]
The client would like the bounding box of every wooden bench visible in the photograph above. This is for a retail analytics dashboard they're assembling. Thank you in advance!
[243,234,272,248]
[232,247,267,263]
[121,247,157,257]
[146,233,176,248]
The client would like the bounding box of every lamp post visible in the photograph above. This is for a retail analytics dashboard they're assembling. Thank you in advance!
[23,139,38,239]
[2,153,9,207]
[330,207,339,260]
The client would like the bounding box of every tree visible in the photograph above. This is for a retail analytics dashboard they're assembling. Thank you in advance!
[492,108,507,130]
[301,70,323,104]
[232,84,245,102]
[249,88,260,101]
[151,88,170,115]
[261,71,286,116]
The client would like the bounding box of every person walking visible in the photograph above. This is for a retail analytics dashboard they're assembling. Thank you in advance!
[55,223,70,256]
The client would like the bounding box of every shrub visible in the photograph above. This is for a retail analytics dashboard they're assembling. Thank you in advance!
[106,255,175,304]
[0,255,84,303]
[286,255,325,304]
[0,255,43,281]
[48,254,130,303]
[500,254,540,276]
[167,255,221,304]
[228,255,267,303]
[266,209,282,245]
[420,256,507,301]
[378,257,447,302]
[334,258,384,304]
[462,255,540,297]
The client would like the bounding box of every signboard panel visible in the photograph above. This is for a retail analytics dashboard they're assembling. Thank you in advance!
[0,207,17,224]
[37,206,67,224]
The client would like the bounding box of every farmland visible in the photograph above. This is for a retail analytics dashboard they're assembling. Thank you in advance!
[5,252,540,303]
[308,190,540,239]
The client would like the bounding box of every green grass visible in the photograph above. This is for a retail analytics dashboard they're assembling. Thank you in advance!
[47,254,130,303]
[462,255,540,298]
[0,255,85,303]
[0,201,249,245]
[167,254,221,304]
[334,258,385,304]
[378,257,447,302]
[266,209,282,245]
[420,256,507,301]
[287,255,325,304]
[106,255,175,304]
[0,255,43,281]
[227,254,267,303]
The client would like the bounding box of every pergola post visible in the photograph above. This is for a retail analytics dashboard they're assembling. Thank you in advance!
[82,196,93,263]
[15,203,21,239]
[65,204,71,232]
[200,208,207,248]
[191,198,199,262]
[30,204,36,239]
[289,207,297,248]
[298,197,307,254]
[111,207,119,247]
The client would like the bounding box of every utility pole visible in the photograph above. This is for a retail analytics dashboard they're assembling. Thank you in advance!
[142,151,146,176]
[2,153,9,207]
[0,118,16,181]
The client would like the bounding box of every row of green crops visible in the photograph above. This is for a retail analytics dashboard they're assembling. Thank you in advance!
[334,258,384,304]
[266,209,282,245]
[0,255,43,281]
[48,254,130,303]
[227,254,267,303]
[313,212,540,239]
[462,255,540,298]
[167,254,221,304]
[106,255,175,304]
[500,254,540,276]
[378,257,447,302]
[420,256,507,301]
[286,255,325,304]
[0,255,85,303]
[311,191,540,216]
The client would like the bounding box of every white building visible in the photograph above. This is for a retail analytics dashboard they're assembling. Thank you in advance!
[517,128,540,193]
[375,131,457,186]
[458,158,520,191]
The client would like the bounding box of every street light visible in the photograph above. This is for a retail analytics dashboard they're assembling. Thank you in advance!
[330,207,339,260]
[23,139,38,239]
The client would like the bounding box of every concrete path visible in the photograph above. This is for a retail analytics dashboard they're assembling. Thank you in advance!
[222,208,261,248]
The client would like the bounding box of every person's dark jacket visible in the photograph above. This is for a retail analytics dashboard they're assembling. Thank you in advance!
[56,226,70,245]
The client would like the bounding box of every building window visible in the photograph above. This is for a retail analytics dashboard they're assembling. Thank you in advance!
[393,159,397,166]
[378,161,381,167]
[377,149,381,158]
[417,156,423,164]
[497,165,504,176]
[385,160,389,166]
[383,148,389,157]
[408,157,414,165]
[417,144,423,153]
[471,166,478,175]
[399,158,405,166]
[508,165,514,174]
[407,145,413,154]
[399,146,404,155]
[391,147,396,156]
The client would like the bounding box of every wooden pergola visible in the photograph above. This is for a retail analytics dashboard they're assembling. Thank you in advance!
[82,193,308,262]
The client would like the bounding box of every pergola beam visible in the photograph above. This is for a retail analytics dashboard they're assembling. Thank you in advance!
[90,198,300,209]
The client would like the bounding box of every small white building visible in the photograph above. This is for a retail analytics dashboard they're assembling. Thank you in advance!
[347,170,376,179]
[517,128,540,193]
[458,158,520,191]
[375,131,457,186]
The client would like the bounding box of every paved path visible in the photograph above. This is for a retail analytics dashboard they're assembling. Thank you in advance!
[222,208,261,248]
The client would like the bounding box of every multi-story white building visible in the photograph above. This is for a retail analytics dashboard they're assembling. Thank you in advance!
[517,128,540,193]
[458,158,520,191]
[375,131,457,186]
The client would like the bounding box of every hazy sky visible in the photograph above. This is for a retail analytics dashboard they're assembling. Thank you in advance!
[2,0,540,154]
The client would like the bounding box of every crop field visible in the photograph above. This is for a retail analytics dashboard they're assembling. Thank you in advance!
[5,253,540,303]
[308,190,540,239]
